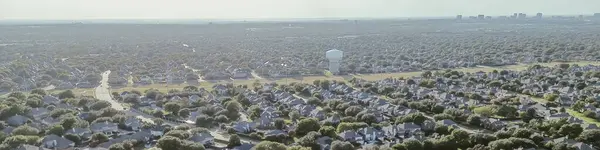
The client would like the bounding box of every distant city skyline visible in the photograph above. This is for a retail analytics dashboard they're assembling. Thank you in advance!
[1,0,600,20]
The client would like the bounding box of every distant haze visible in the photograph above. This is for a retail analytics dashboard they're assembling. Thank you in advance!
[1,0,599,20]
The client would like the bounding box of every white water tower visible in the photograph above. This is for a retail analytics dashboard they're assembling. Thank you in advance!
[326,49,343,74]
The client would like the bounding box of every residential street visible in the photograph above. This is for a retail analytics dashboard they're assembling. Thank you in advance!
[95,70,255,145]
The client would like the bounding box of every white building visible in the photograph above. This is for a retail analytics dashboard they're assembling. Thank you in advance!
[326,49,343,74]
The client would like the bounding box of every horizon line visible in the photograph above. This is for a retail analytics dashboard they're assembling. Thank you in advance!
[0,13,591,21]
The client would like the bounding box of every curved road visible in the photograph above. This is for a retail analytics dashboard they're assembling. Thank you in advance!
[95,70,256,145]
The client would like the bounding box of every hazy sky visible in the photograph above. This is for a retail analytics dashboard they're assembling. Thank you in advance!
[1,0,599,19]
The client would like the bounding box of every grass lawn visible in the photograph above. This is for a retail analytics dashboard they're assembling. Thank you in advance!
[111,84,194,94]
[349,61,600,81]
[521,94,548,104]
[121,103,132,109]
[324,70,334,77]
[116,61,600,92]
[566,109,600,126]
[112,75,351,94]
[48,88,95,97]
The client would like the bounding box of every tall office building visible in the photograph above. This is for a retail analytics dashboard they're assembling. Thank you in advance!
[477,14,485,20]
[536,13,543,19]
[518,13,527,19]
[456,15,463,20]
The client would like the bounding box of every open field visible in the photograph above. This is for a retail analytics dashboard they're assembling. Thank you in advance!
[352,61,600,81]
[111,75,351,93]
[566,109,600,126]
[48,88,95,97]
[113,61,600,93]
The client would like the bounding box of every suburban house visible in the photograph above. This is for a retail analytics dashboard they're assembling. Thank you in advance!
[232,121,257,134]
[66,128,93,140]
[7,115,28,126]
[360,127,385,142]
[42,95,60,105]
[16,145,51,150]
[482,118,507,131]
[338,131,363,143]
[28,107,49,120]
[264,129,287,138]
[90,121,119,135]
[41,134,75,149]
[189,132,215,147]
[232,143,255,150]
[2,126,15,135]
[317,136,333,150]
[124,117,142,131]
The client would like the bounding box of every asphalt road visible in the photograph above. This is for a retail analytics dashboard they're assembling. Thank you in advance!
[95,70,255,145]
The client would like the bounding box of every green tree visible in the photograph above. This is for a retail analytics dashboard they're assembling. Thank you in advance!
[470,133,496,146]
[91,133,109,143]
[571,101,586,112]
[392,143,407,150]
[467,115,482,126]
[165,130,191,139]
[183,86,199,92]
[319,126,337,138]
[248,105,262,120]
[452,129,472,149]
[30,89,47,96]
[289,110,301,121]
[344,106,362,117]
[287,146,312,150]
[228,134,242,148]
[178,108,190,118]
[8,92,27,100]
[164,102,182,114]
[330,140,354,150]
[90,101,112,110]
[183,141,206,150]
[109,143,126,150]
[544,93,559,102]
[46,125,65,136]
[195,115,214,128]
[274,118,285,130]
[522,108,537,123]
[559,124,583,138]
[253,141,287,150]
[59,90,76,99]
[64,134,82,145]
[297,131,320,150]
[488,81,502,87]
[422,71,432,78]
[295,118,321,137]
[1,135,40,148]
[335,122,368,133]
[495,105,518,118]
[225,101,242,113]
[433,114,454,121]
[25,98,43,108]
[474,106,495,117]
[60,116,78,130]
[157,136,183,150]
[153,118,164,126]
[12,125,39,136]
[396,113,426,125]
[512,128,533,138]
[402,138,423,150]
[487,138,536,150]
